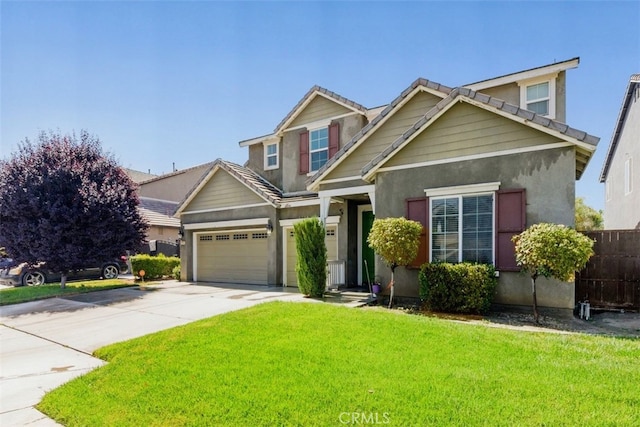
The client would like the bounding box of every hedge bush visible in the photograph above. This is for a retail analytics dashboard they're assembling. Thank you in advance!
[293,218,327,297]
[419,263,497,314]
[130,254,180,280]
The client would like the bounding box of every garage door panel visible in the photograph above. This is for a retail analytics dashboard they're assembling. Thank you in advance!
[197,232,268,285]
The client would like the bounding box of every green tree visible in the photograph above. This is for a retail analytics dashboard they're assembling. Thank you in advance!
[367,217,422,308]
[575,197,603,231]
[512,223,594,323]
[294,218,327,297]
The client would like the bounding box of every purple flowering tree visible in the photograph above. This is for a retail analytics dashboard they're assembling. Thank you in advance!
[0,130,148,288]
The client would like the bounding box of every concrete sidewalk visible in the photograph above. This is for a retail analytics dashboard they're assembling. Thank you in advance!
[0,281,307,426]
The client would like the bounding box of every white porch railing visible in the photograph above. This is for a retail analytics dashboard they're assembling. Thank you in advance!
[327,260,346,290]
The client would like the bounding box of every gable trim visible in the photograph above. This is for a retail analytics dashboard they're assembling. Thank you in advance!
[276,89,367,134]
[184,217,270,231]
[361,92,598,181]
[371,142,575,179]
[465,57,579,91]
[181,202,272,216]
[282,111,360,133]
[308,84,449,191]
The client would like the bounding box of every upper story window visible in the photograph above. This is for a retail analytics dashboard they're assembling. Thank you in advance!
[299,122,340,175]
[519,78,556,119]
[309,128,329,172]
[264,142,279,170]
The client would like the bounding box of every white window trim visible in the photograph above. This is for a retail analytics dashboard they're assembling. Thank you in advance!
[428,190,496,265]
[264,141,279,170]
[518,76,556,119]
[425,182,501,198]
[309,127,329,173]
[625,157,633,195]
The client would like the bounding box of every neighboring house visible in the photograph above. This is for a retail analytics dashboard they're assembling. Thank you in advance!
[124,164,213,244]
[123,168,158,184]
[138,197,181,242]
[138,162,215,202]
[175,57,599,309]
[600,74,640,229]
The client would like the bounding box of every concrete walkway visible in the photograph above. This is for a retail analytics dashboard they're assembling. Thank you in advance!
[0,281,308,426]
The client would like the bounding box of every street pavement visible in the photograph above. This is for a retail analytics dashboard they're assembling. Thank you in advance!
[0,281,308,426]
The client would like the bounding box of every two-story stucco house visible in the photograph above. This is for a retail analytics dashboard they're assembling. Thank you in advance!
[175,57,599,309]
[600,74,640,229]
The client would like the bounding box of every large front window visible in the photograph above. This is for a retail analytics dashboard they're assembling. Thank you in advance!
[309,128,329,172]
[431,193,493,264]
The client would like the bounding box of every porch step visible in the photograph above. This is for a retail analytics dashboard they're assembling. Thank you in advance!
[324,290,377,307]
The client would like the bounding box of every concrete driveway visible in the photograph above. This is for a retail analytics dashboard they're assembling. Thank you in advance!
[0,281,307,426]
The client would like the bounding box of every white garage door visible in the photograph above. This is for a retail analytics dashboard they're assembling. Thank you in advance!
[197,231,269,285]
[286,226,337,287]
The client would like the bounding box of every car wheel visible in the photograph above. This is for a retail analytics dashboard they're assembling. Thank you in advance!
[102,264,119,279]
[23,271,46,286]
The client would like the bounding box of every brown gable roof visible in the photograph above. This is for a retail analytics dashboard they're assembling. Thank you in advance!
[599,74,640,182]
[361,87,599,179]
[174,159,283,217]
[218,159,283,205]
[306,78,452,188]
[274,85,368,133]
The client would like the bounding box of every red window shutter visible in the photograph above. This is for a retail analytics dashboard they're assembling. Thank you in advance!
[328,122,340,158]
[406,197,429,268]
[496,189,526,271]
[299,130,309,175]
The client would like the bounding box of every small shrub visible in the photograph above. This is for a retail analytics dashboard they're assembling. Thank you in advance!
[294,218,326,297]
[172,265,181,281]
[419,263,497,314]
[130,254,180,280]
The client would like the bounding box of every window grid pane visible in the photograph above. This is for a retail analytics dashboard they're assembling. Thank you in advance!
[310,128,329,171]
[431,197,459,263]
[461,194,493,264]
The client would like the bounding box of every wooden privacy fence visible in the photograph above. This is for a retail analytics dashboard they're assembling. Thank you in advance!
[575,230,640,310]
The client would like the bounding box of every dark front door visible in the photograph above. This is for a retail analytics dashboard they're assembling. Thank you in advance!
[362,210,375,285]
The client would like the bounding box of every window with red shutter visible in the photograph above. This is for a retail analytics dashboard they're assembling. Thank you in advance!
[495,189,526,271]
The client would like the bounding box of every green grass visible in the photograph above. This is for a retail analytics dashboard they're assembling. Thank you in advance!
[38,302,640,426]
[0,279,134,305]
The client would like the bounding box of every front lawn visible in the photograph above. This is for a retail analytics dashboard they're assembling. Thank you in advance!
[38,302,639,426]
[0,279,134,305]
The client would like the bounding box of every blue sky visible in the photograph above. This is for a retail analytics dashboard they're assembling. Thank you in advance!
[1,1,639,212]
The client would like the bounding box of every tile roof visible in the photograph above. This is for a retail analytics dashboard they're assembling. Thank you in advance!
[599,74,640,182]
[139,162,215,185]
[139,198,181,227]
[215,159,283,205]
[139,207,181,228]
[361,86,599,179]
[274,85,368,133]
[307,78,452,187]
[123,168,158,183]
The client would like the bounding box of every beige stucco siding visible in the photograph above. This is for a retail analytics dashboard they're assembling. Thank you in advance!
[184,170,266,212]
[385,102,563,168]
[288,95,352,129]
[323,91,442,181]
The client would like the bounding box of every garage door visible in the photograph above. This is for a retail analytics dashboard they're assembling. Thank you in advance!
[286,226,337,287]
[197,231,269,285]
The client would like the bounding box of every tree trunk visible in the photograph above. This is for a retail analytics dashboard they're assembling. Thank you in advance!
[388,268,395,309]
[531,274,539,324]
[60,273,67,289]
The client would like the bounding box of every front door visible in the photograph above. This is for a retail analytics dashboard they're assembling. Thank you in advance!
[361,209,375,286]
